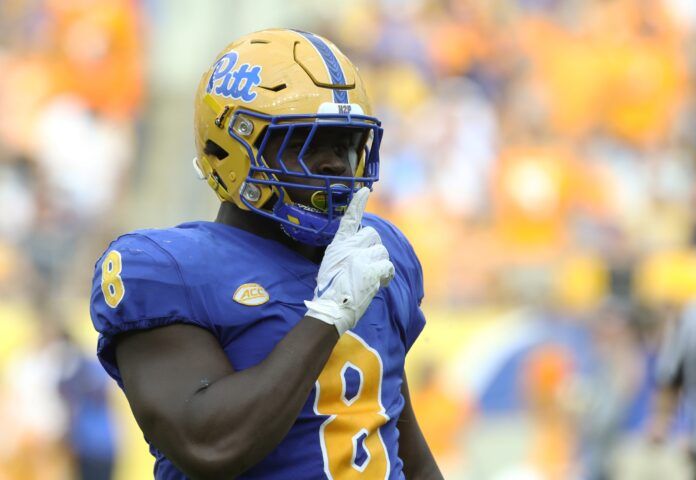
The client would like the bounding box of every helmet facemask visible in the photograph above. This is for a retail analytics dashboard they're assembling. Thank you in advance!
[230,109,382,246]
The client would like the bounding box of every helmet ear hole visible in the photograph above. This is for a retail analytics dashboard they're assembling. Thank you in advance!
[211,171,228,192]
[204,140,229,160]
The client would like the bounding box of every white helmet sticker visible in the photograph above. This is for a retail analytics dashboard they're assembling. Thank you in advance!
[318,103,365,115]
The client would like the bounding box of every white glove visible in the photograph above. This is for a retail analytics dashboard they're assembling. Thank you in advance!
[305,187,395,335]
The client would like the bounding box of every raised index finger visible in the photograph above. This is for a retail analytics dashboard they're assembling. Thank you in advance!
[334,187,370,241]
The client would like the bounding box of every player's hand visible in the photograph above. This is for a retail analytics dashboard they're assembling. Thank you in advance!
[304,187,395,335]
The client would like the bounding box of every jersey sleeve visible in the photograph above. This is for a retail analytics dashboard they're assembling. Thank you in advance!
[90,233,207,386]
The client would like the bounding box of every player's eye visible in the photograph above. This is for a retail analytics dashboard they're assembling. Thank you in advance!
[288,129,312,151]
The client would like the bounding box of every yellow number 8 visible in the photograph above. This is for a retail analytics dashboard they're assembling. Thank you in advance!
[315,331,390,479]
[101,250,125,308]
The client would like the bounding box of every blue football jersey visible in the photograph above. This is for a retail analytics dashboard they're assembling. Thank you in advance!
[90,214,426,479]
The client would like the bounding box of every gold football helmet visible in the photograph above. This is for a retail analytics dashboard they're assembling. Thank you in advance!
[193,28,382,245]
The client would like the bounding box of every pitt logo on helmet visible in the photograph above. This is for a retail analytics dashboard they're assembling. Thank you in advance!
[206,51,262,102]
[233,283,270,306]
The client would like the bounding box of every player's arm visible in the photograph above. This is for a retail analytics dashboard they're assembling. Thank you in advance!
[116,317,338,479]
[397,373,443,480]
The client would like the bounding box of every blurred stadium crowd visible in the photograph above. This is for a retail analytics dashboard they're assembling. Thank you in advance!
[2,0,696,478]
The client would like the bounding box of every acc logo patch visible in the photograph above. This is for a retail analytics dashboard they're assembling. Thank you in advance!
[207,51,262,102]
[233,283,269,306]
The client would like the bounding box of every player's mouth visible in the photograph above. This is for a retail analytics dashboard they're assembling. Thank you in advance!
[282,180,354,215]
[307,183,352,213]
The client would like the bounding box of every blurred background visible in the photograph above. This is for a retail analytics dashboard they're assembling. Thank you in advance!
[1,0,696,478]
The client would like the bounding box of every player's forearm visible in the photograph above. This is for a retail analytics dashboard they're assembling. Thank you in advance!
[181,315,339,478]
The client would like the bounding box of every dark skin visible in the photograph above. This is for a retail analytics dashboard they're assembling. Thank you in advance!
[114,127,443,479]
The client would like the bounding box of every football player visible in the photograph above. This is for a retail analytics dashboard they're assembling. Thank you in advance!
[90,29,442,479]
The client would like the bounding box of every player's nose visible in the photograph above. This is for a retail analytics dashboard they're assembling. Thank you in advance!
[313,148,350,177]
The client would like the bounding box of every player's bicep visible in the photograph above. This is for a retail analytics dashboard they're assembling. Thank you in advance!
[115,323,234,444]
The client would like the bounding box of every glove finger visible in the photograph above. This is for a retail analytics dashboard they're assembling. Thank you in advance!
[365,243,389,262]
[353,225,381,247]
[334,187,370,241]
[369,259,395,288]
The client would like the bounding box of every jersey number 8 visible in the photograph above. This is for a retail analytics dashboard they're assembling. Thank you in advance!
[314,331,390,479]
[101,250,125,308]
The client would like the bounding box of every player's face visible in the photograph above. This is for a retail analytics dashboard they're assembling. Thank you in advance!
[261,126,367,207]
